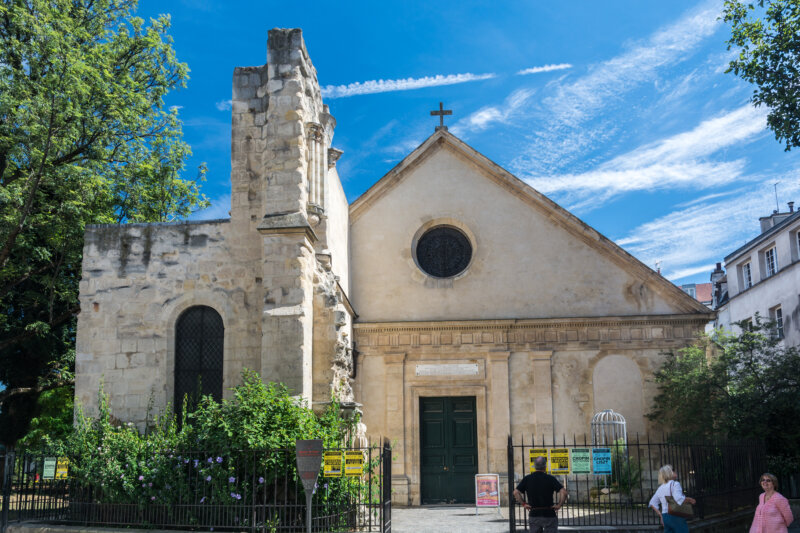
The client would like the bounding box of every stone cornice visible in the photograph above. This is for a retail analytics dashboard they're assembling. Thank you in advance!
[354,314,710,333]
[354,315,708,350]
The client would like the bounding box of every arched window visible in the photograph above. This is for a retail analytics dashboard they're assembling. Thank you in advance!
[174,305,224,412]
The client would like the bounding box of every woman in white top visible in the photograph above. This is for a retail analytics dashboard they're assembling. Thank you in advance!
[648,464,696,533]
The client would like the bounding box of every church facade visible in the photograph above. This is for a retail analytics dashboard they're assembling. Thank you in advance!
[75,29,714,505]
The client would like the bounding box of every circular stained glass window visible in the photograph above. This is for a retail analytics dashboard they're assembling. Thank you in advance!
[416,226,472,278]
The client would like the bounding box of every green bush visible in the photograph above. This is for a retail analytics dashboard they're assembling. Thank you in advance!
[47,370,365,529]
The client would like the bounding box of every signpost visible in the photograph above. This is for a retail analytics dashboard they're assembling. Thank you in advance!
[474,473,501,515]
[296,440,323,533]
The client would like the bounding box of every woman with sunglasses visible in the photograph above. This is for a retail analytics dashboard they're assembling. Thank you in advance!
[750,473,793,533]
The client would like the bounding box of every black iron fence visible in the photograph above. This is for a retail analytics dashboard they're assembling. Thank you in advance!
[507,434,767,531]
[1,441,392,533]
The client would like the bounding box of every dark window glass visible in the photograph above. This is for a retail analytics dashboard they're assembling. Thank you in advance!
[175,306,223,412]
[416,226,472,278]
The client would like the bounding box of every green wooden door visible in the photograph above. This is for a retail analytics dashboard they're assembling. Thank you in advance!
[420,396,478,504]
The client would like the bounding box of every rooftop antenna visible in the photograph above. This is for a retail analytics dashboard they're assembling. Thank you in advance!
[774,182,780,212]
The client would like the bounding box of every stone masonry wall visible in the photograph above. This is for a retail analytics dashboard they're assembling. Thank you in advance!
[75,220,262,426]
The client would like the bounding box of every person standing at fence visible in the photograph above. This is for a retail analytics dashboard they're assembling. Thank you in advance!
[513,456,568,533]
[648,464,696,533]
[750,473,794,533]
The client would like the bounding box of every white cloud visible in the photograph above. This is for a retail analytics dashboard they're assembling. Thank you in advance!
[523,105,767,210]
[321,72,496,99]
[169,105,184,111]
[451,88,534,135]
[215,99,232,111]
[189,194,231,221]
[517,63,572,76]
[615,176,800,281]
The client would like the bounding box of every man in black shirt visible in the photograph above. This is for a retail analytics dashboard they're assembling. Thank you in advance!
[514,456,568,533]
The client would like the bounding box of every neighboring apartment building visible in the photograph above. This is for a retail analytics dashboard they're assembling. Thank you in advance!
[679,282,713,308]
[713,203,800,346]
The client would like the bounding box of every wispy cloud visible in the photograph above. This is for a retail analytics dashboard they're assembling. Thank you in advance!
[517,63,572,75]
[321,72,496,99]
[524,105,767,210]
[215,99,232,112]
[189,194,231,221]
[616,176,800,281]
[451,88,534,135]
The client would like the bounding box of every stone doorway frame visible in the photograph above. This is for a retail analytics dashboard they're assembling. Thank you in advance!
[408,385,488,505]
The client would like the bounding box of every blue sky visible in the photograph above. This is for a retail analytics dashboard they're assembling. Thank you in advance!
[136,0,800,285]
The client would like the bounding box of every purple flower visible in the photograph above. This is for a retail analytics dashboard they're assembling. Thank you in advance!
[200,496,206,504]
[184,458,190,464]
[258,477,264,484]
[138,475,144,481]
[230,492,241,500]
[323,483,328,490]
[141,483,146,488]
[193,459,199,467]
[150,496,155,501]
[206,475,211,482]
[120,475,124,479]
[148,482,152,487]
[207,457,213,463]
[228,476,236,483]
[216,457,223,463]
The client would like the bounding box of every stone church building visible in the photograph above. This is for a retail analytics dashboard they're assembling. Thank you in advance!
[75,29,713,505]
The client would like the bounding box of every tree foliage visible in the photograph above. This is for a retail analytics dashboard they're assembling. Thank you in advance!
[649,317,800,473]
[0,0,208,444]
[724,0,800,150]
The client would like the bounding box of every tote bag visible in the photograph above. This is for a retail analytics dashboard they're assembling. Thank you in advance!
[665,481,694,519]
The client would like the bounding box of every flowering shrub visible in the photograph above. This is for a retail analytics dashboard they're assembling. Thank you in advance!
[54,370,361,528]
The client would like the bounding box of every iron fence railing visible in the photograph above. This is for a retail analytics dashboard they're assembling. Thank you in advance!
[1,441,392,533]
[507,434,768,531]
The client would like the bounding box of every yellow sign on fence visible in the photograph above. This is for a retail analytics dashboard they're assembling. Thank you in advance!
[344,450,364,477]
[323,451,343,477]
[549,448,570,475]
[528,448,549,473]
[55,458,69,479]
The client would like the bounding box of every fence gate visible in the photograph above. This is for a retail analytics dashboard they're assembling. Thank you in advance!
[1,442,393,533]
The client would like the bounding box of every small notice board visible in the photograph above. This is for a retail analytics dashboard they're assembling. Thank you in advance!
[474,473,500,513]
[344,450,364,477]
[529,448,549,473]
[323,451,343,477]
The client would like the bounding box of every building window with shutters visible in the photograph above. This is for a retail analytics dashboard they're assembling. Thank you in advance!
[174,305,224,413]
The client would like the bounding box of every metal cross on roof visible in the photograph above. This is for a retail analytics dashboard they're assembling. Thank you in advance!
[430,102,452,131]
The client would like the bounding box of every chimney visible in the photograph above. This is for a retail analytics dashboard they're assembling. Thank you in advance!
[789,201,795,213]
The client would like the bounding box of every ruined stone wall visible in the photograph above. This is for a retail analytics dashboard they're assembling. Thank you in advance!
[75,220,262,425]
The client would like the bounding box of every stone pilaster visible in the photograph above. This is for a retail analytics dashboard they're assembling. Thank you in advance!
[531,350,554,437]
[487,352,511,473]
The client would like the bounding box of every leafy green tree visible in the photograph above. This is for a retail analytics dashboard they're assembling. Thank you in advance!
[649,317,800,473]
[0,0,208,445]
[724,0,800,150]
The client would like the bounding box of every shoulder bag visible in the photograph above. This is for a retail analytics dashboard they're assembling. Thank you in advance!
[665,480,694,519]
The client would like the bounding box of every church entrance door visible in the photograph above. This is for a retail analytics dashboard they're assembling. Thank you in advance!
[420,396,478,504]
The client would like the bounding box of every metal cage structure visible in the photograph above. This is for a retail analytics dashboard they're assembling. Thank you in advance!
[591,409,627,447]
